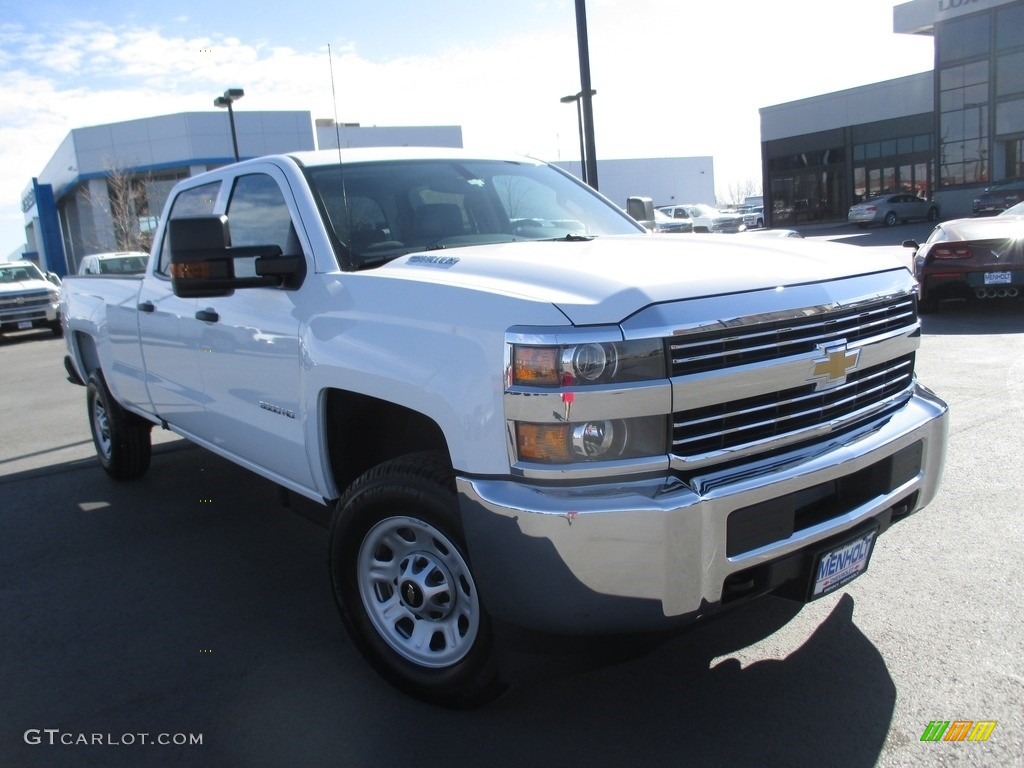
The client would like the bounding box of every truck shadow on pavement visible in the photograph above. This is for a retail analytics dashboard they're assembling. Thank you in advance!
[1,446,894,768]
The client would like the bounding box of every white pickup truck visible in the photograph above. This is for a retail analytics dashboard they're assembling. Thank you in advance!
[61,148,949,707]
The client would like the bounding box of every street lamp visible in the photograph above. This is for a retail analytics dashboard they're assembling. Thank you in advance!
[560,90,595,186]
[213,87,245,162]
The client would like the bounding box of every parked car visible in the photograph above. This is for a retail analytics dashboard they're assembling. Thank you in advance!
[848,194,940,228]
[973,177,1024,216]
[737,205,765,229]
[0,261,62,336]
[671,203,745,233]
[78,251,150,275]
[656,205,692,221]
[652,208,692,233]
[904,216,1024,311]
[59,148,948,707]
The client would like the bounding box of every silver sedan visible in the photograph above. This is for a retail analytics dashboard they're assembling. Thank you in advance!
[848,194,940,227]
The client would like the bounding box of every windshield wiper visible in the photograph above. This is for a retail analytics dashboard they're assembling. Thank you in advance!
[550,233,595,242]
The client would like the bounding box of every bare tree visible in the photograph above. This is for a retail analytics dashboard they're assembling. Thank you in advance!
[77,158,154,254]
[717,178,763,208]
[494,175,534,220]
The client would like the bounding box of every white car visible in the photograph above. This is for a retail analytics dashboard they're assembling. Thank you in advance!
[60,147,948,707]
[78,251,150,275]
[674,203,745,233]
[0,261,62,336]
[737,205,765,229]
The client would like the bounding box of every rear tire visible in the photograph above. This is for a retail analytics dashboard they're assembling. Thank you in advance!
[329,453,505,708]
[884,211,898,227]
[86,372,152,479]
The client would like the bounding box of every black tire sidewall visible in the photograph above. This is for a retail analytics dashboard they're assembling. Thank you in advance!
[86,372,151,480]
[328,456,502,707]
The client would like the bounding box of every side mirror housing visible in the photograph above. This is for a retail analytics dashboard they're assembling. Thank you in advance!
[169,216,304,298]
[901,239,919,250]
[626,196,655,230]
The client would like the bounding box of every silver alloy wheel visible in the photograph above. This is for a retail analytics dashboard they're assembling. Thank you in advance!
[357,516,480,668]
[92,397,112,459]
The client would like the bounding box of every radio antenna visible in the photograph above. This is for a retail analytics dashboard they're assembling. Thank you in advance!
[328,43,344,162]
[327,43,352,268]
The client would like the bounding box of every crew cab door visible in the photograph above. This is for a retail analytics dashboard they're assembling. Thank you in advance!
[191,167,314,489]
[138,181,221,434]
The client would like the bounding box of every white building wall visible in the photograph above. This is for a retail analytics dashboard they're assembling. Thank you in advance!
[316,123,463,150]
[556,157,717,210]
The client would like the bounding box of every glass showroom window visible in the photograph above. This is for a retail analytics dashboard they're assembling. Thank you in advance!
[939,60,990,186]
[937,12,992,188]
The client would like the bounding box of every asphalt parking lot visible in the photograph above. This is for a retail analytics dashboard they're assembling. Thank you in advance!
[2,227,1022,767]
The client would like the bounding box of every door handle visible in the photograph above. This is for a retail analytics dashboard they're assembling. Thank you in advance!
[137,301,155,313]
[195,309,219,323]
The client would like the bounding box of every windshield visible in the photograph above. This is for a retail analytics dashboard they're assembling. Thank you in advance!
[0,263,45,282]
[98,255,149,274]
[303,158,644,269]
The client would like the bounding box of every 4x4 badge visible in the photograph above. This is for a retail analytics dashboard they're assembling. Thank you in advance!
[809,343,860,390]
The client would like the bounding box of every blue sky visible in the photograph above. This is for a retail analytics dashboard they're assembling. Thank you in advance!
[1,0,936,255]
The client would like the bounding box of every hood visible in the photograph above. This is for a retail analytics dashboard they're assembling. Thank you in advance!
[381,235,908,326]
[0,278,56,297]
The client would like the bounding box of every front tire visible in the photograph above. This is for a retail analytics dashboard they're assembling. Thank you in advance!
[86,372,152,479]
[328,453,504,708]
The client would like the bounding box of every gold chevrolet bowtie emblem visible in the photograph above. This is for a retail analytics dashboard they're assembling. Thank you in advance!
[809,344,860,389]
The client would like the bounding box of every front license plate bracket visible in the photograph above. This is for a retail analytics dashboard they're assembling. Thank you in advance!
[808,524,879,601]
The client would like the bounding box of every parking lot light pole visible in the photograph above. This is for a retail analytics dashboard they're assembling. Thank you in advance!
[213,88,245,162]
[560,91,595,185]
[574,0,598,190]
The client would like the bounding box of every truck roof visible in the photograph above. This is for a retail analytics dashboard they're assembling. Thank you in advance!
[286,147,546,168]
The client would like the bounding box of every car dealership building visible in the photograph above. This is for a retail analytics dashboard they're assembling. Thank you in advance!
[20,114,463,276]
[21,111,712,276]
[760,0,1024,225]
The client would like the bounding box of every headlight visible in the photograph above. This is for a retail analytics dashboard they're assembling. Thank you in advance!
[515,416,666,463]
[512,338,665,386]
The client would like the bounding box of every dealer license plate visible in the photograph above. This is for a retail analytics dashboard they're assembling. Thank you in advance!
[811,529,876,599]
[984,272,1012,285]
[17,321,32,330]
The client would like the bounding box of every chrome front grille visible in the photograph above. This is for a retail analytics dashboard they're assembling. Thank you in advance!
[672,353,914,457]
[669,295,916,377]
[0,292,53,312]
[668,293,918,466]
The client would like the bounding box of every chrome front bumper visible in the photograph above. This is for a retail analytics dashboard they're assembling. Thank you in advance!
[457,383,948,634]
[0,302,59,327]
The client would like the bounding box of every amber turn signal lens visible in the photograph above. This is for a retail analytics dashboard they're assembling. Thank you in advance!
[169,262,213,279]
[513,346,560,386]
[516,423,571,462]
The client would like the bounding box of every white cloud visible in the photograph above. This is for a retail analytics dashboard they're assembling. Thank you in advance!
[0,4,934,252]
